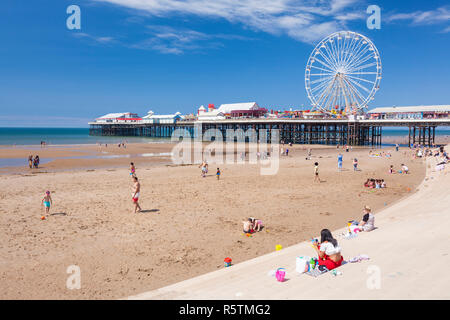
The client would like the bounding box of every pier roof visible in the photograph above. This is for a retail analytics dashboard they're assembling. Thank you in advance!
[368,105,450,114]
[217,102,259,114]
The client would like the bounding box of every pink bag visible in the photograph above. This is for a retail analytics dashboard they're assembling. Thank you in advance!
[275,268,286,282]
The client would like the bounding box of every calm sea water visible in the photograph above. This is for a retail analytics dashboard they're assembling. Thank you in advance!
[0,128,170,145]
[0,127,449,146]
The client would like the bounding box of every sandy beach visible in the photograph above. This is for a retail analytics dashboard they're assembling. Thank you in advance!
[0,142,428,299]
[128,148,449,300]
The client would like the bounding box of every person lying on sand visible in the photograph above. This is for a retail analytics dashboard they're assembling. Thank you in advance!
[358,205,375,232]
[242,218,254,233]
[311,229,344,271]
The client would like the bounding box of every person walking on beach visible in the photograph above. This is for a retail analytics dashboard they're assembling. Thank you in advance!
[314,162,320,183]
[199,160,207,178]
[33,155,40,168]
[131,176,142,213]
[41,191,52,216]
[28,155,33,169]
[353,158,358,171]
[216,168,221,180]
[395,144,399,152]
[337,153,343,171]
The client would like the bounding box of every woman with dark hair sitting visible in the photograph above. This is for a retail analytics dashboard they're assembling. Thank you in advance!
[312,229,344,271]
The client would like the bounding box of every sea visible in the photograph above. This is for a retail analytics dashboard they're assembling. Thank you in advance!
[0,127,449,146]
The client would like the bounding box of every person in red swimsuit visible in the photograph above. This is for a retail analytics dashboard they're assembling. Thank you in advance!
[312,229,344,270]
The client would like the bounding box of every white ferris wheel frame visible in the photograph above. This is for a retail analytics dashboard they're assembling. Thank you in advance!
[305,31,382,114]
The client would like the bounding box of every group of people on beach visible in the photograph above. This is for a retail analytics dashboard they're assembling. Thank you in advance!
[309,205,376,271]
[364,178,386,189]
[28,155,40,169]
[242,217,264,234]
[388,164,409,174]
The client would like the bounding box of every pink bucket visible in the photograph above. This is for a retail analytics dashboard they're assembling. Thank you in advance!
[275,268,286,282]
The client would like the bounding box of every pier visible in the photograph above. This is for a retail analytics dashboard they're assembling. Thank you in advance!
[89,118,450,147]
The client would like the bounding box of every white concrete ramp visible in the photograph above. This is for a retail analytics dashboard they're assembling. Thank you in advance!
[127,156,450,300]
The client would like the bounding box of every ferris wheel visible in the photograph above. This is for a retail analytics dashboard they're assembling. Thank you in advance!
[305,31,382,115]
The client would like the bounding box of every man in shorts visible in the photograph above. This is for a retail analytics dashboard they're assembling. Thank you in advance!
[132,176,142,213]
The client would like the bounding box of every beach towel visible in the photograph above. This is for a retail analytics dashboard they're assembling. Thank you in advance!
[348,254,370,263]
[305,265,329,277]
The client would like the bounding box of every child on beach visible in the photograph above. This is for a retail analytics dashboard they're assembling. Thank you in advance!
[130,162,136,178]
[314,162,320,183]
[401,164,409,174]
[389,165,395,174]
[337,153,343,171]
[216,168,220,180]
[28,155,33,169]
[250,217,264,232]
[41,191,52,216]
[311,229,344,271]
[353,158,358,171]
[199,161,207,178]
[242,218,254,234]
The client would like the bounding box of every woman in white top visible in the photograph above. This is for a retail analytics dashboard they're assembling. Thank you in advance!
[312,229,344,270]
[359,205,375,232]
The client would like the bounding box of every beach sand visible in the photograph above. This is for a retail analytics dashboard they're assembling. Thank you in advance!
[128,147,449,300]
[0,143,426,299]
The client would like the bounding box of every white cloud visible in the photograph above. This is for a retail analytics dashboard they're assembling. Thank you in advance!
[72,32,116,44]
[386,6,450,25]
[95,0,365,46]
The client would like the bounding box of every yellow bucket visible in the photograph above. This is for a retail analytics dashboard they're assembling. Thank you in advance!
[275,245,282,251]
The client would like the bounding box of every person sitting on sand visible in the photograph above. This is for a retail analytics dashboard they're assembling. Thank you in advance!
[250,217,263,232]
[242,218,254,234]
[311,229,344,271]
[401,164,409,174]
[41,191,52,216]
[381,179,386,188]
[375,179,381,189]
[358,205,375,232]
[132,176,142,213]
[364,178,370,187]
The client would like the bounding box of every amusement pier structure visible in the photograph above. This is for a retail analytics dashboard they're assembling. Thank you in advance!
[89,31,450,147]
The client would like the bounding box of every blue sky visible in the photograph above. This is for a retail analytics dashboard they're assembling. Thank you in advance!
[0,0,449,127]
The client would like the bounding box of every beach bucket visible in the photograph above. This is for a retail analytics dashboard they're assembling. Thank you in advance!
[275,245,282,251]
[224,257,232,267]
[275,268,286,282]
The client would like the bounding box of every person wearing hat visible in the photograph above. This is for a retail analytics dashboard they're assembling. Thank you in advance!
[358,205,375,232]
